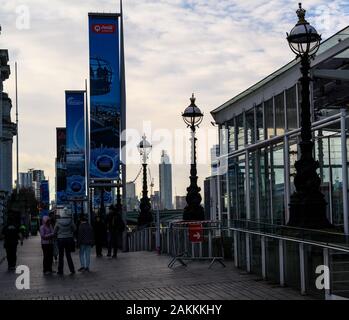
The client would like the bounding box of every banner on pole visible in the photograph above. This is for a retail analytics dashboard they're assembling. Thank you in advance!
[40,180,50,217]
[65,91,86,200]
[56,127,67,205]
[88,13,121,180]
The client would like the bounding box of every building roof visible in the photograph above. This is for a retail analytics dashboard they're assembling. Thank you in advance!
[211,26,349,116]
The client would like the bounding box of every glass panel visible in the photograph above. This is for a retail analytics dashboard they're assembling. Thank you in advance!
[265,99,274,139]
[275,93,285,136]
[238,155,247,220]
[305,245,324,299]
[284,242,301,290]
[249,151,257,221]
[286,86,298,130]
[238,232,247,269]
[246,108,255,145]
[236,113,245,149]
[271,143,285,225]
[228,155,247,221]
[266,237,280,284]
[250,234,262,276]
[227,118,235,153]
[256,103,264,141]
[259,147,272,223]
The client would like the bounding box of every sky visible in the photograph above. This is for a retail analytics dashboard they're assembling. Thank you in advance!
[0,0,348,202]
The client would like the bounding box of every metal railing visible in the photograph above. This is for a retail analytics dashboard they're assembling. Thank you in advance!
[230,220,349,300]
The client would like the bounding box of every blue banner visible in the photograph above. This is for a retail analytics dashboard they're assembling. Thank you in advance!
[40,180,50,217]
[89,13,120,179]
[65,91,86,200]
[56,128,67,205]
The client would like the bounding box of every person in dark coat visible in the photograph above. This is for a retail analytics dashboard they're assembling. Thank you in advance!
[107,207,126,258]
[93,214,106,257]
[77,215,94,272]
[53,209,76,275]
[2,216,23,271]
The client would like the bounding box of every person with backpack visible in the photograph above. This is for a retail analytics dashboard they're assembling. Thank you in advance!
[77,215,94,272]
[53,208,76,275]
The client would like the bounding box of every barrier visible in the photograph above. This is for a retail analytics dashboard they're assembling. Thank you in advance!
[168,221,226,268]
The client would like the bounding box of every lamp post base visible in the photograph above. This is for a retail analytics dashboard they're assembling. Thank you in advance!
[183,184,205,221]
[288,191,332,229]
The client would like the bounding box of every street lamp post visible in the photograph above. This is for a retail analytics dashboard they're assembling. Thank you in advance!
[137,135,153,228]
[287,3,331,228]
[182,94,205,221]
[116,178,122,215]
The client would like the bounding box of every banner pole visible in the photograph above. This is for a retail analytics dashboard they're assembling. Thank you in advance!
[120,0,127,250]
[85,79,91,224]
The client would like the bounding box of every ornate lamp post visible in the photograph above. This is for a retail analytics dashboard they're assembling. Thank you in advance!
[137,135,153,227]
[287,3,331,228]
[182,94,205,221]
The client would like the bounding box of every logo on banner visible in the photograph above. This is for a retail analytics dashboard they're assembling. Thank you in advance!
[92,24,116,34]
[67,97,83,106]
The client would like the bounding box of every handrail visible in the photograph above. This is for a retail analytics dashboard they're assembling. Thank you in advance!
[230,219,346,236]
[230,226,349,254]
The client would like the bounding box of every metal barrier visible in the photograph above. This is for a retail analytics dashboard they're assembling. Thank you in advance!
[168,221,226,268]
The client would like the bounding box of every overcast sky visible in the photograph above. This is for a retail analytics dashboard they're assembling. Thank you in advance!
[0,0,348,201]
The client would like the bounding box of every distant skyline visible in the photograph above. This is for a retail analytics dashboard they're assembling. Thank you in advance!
[1,0,348,200]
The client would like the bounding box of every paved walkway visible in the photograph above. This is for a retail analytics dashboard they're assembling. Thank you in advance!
[0,236,312,300]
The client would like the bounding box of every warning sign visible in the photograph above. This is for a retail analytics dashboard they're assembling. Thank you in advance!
[189,223,203,243]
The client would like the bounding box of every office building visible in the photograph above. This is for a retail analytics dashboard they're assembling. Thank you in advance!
[211,26,349,298]
[159,150,173,210]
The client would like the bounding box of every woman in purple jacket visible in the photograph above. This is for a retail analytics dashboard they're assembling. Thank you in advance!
[40,216,54,274]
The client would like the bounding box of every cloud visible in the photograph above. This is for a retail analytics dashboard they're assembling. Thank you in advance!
[1,0,348,200]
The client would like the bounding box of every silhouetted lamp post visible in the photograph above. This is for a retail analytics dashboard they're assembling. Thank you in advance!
[182,94,205,221]
[287,3,331,228]
[137,135,153,227]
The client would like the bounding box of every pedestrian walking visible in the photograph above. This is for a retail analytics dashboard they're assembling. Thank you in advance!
[40,216,54,275]
[93,214,106,257]
[53,208,76,275]
[2,215,23,271]
[107,206,126,258]
[77,215,94,272]
[49,211,58,262]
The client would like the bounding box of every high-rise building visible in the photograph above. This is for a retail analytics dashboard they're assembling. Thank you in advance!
[175,196,186,210]
[126,181,138,211]
[210,145,220,176]
[31,169,45,183]
[159,150,173,210]
[19,172,33,189]
[0,46,16,229]
[151,191,161,210]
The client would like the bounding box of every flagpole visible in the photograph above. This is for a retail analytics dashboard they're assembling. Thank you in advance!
[15,62,19,194]
[85,79,91,223]
[120,0,127,250]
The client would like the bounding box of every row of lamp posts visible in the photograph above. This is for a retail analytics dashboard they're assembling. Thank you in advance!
[135,3,333,230]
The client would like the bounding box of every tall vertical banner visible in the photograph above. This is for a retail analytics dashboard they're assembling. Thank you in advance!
[40,180,50,217]
[56,128,67,205]
[65,91,86,200]
[88,13,121,180]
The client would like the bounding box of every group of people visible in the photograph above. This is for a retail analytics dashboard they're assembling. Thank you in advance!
[2,205,126,275]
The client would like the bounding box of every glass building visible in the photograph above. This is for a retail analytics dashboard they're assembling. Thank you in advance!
[211,27,349,299]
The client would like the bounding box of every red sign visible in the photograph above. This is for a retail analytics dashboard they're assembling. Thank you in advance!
[189,224,203,243]
[92,24,116,34]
